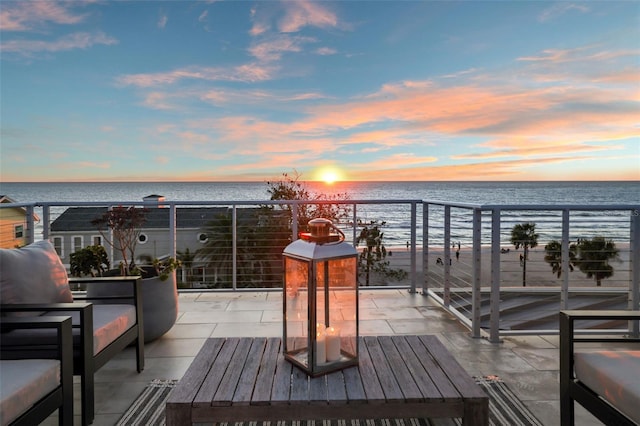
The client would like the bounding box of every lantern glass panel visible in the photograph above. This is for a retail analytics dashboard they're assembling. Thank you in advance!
[315,257,358,361]
[284,256,309,355]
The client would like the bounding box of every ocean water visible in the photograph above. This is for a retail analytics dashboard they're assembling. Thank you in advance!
[2,181,638,247]
[2,180,639,205]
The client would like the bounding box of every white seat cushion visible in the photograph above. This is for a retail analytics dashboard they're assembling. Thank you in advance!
[4,305,137,356]
[0,359,60,425]
[44,304,137,354]
[574,350,640,424]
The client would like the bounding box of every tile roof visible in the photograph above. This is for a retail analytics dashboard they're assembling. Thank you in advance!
[50,206,232,232]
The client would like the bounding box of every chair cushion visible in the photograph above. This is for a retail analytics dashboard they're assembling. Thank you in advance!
[574,350,640,424]
[0,240,73,305]
[2,305,137,356]
[44,304,138,355]
[0,359,60,425]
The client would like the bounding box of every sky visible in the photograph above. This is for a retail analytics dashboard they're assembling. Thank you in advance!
[1,1,638,183]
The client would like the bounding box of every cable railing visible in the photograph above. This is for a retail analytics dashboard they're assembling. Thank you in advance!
[423,202,639,342]
[2,199,638,341]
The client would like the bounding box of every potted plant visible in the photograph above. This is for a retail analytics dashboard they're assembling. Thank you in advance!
[69,244,110,278]
[80,206,181,342]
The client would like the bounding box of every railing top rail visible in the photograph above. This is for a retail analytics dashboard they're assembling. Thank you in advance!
[1,199,638,211]
[423,201,639,211]
[1,199,424,208]
[477,204,639,211]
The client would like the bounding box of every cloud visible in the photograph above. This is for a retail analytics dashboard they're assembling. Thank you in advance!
[77,161,110,169]
[278,0,338,33]
[316,47,336,56]
[248,34,315,62]
[158,13,168,29]
[1,32,117,55]
[0,1,87,31]
[452,142,625,160]
[538,3,590,23]
[116,63,277,87]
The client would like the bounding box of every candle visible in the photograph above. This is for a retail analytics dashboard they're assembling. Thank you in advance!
[325,326,341,362]
[315,331,326,364]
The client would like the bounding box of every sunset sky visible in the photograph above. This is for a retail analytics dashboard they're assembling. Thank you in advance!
[1,1,638,183]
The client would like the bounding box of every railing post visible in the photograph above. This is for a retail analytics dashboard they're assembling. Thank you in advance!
[471,208,482,338]
[24,205,36,244]
[232,205,237,291]
[169,204,177,260]
[42,205,51,241]
[291,203,298,242]
[409,202,417,293]
[490,209,501,343]
[630,210,639,337]
[352,204,357,246]
[422,202,429,295]
[443,206,451,306]
[560,209,570,310]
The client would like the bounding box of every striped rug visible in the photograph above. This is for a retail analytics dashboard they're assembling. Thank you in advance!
[116,376,544,426]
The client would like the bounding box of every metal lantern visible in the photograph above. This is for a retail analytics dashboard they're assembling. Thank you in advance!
[283,218,359,376]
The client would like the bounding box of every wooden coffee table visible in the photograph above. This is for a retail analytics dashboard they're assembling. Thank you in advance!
[166,335,488,425]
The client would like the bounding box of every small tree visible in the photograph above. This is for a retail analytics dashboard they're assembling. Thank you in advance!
[574,237,620,286]
[510,222,539,287]
[355,220,407,286]
[265,170,351,231]
[91,206,148,275]
[544,240,577,278]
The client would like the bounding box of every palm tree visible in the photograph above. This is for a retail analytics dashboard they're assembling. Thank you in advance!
[510,222,539,287]
[196,213,266,288]
[196,214,236,287]
[574,237,620,286]
[544,240,577,278]
[176,248,195,287]
[355,220,407,286]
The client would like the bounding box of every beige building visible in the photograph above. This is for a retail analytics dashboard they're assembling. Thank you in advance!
[0,196,39,249]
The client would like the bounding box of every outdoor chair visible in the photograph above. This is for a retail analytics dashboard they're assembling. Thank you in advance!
[560,310,640,426]
[0,240,144,426]
[1,316,73,426]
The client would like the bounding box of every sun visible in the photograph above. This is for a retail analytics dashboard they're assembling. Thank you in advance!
[316,167,343,184]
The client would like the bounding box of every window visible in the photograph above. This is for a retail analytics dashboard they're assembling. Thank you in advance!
[197,233,208,243]
[53,237,64,258]
[14,224,24,239]
[138,233,148,244]
[92,235,102,246]
[73,236,83,253]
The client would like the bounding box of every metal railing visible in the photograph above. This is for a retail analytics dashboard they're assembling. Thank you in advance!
[3,199,638,341]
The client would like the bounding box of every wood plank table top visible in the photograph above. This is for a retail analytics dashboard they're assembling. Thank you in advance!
[166,335,488,426]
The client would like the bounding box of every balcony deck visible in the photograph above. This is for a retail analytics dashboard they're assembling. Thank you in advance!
[43,289,608,426]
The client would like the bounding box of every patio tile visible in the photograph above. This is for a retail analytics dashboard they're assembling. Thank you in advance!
[164,322,217,338]
[178,310,263,323]
[211,321,282,337]
[359,306,424,320]
[359,319,395,335]
[146,338,208,357]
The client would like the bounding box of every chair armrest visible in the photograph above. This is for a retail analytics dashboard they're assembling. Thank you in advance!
[71,276,143,309]
[1,316,73,360]
[1,303,94,352]
[559,310,640,388]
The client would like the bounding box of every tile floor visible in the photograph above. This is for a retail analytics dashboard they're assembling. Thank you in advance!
[45,289,606,425]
